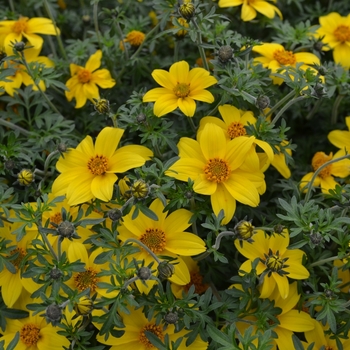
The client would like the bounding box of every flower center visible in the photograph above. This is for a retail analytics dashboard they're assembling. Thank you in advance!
[126,30,145,46]
[50,212,63,228]
[273,49,296,65]
[184,271,209,295]
[325,347,334,350]
[140,228,166,254]
[12,18,28,34]
[139,323,164,349]
[264,249,288,273]
[173,82,190,98]
[9,247,26,270]
[333,25,350,42]
[227,121,246,139]
[204,158,231,183]
[87,155,108,175]
[77,68,92,83]
[20,324,41,346]
[74,267,98,292]
[311,152,332,179]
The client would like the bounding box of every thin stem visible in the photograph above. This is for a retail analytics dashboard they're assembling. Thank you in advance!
[43,0,67,60]
[122,276,139,290]
[331,94,344,125]
[8,0,15,12]
[38,224,59,261]
[309,253,349,268]
[306,98,323,120]
[174,40,180,62]
[0,117,33,136]
[187,116,197,133]
[266,90,296,119]
[122,238,161,264]
[191,19,209,72]
[113,21,129,60]
[93,1,103,50]
[190,197,198,236]
[303,154,350,203]
[270,95,307,125]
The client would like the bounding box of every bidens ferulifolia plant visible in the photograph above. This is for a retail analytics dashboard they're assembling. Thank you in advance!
[1,0,350,349]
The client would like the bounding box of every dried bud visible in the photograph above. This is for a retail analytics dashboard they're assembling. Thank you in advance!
[184,190,193,199]
[74,296,94,316]
[130,179,149,199]
[108,208,123,221]
[138,266,152,281]
[157,261,175,280]
[57,220,75,238]
[164,311,179,324]
[218,45,233,63]
[136,113,147,123]
[45,304,62,325]
[324,289,333,299]
[256,95,270,110]
[13,41,26,52]
[309,232,323,246]
[235,220,255,241]
[312,82,327,98]
[82,15,91,24]
[317,66,327,76]
[93,98,110,114]
[274,224,285,234]
[313,41,324,52]
[49,267,63,280]
[17,169,34,186]
[178,0,195,21]
[5,159,16,170]
[57,143,67,153]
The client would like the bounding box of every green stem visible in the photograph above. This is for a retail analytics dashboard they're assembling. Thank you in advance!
[123,238,161,264]
[43,0,67,60]
[331,94,344,125]
[306,98,323,120]
[93,1,103,50]
[309,254,348,268]
[9,0,15,12]
[270,95,306,125]
[190,197,198,236]
[187,116,197,133]
[191,19,209,72]
[113,21,129,60]
[174,40,179,62]
[303,154,350,203]
[122,275,139,290]
[38,224,59,261]
[266,90,296,119]
[0,117,33,136]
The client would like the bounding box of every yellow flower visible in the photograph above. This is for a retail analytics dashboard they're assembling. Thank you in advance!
[235,230,310,299]
[317,12,350,69]
[0,311,70,349]
[118,198,206,288]
[299,150,350,194]
[166,123,266,225]
[96,306,208,350]
[125,30,145,46]
[218,0,282,22]
[252,43,320,85]
[65,50,116,108]
[0,16,58,55]
[52,127,153,206]
[328,116,350,151]
[143,60,217,117]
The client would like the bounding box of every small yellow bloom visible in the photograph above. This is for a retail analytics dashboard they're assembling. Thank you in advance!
[17,168,34,186]
[65,50,116,108]
[143,60,217,117]
[125,30,145,47]
[218,0,282,22]
[317,12,350,68]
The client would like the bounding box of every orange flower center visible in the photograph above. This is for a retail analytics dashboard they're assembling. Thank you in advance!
[139,323,164,349]
[126,30,145,46]
[204,158,231,183]
[9,247,26,270]
[77,68,92,83]
[74,267,98,292]
[311,152,332,179]
[140,228,166,254]
[333,25,350,42]
[227,121,246,139]
[50,212,63,228]
[173,82,190,98]
[273,49,296,65]
[12,18,28,34]
[20,324,41,346]
[184,271,209,294]
[87,155,108,175]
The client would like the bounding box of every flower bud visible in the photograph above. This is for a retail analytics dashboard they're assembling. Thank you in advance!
[108,208,123,221]
[49,267,63,280]
[164,311,179,324]
[218,45,233,63]
[313,41,324,52]
[309,231,323,246]
[130,179,149,199]
[57,221,75,238]
[137,266,152,281]
[273,224,285,234]
[5,159,16,170]
[256,95,270,110]
[136,113,147,123]
[93,98,110,114]
[157,261,175,280]
[234,220,255,241]
[178,0,195,21]
[57,143,67,153]
[118,176,132,199]
[74,296,94,316]
[17,169,34,186]
[313,82,327,98]
[317,66,327,76]
[45,304,62,325]
[13,41,26,52]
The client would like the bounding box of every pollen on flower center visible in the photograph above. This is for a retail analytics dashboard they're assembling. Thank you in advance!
[20,324,41,346]
[77,68,92,83]
[87,155,108,175]
[184,271,209,294]
[227,121,246,139]
[8,247,26,270]
[50,212,63,227]
[140,228,166,253]
[12,18,28,33]
[173,82,190,98]
[139,324,164,349]
[273,49,296,65]
[74,267,98,292]
[311,152,332,179]
[204,158,231,183]
[333,25,350,42]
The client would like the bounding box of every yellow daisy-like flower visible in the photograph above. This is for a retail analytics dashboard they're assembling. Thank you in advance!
[52,127,153,206]
[65,50,116,108]
[236,282,314,349]
[299,150,350,194]
[0,16,58,55]
[252,43,320,85]
[165,123,266,225]
[218,0,282,22]
[142,60,217,117]
[0,312,70,349]
[96,306,208,350]
[317,12,350,69]
[118,198,206,287]
[235,230,310,299]
[125,30,145,46]
[328,116,350,151]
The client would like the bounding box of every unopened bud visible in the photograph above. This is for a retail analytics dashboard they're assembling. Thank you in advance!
[136,113,146,123]
[130,179,149,199]
[49,267,63,280]
[310,232,323,246]
[74,296,94,316]
[178,0,195,21]
[57,221,75,238]
[157,261,175,280]
[108,208,123,221]
[57,143,67,153]
[274,224,285,234]
[5,159,15,170]
[138,266,152,281]
[93,98,110,114]
[45,304,62,325]
[13,41,26,52]
[234,220,255,241]
[256,95,270,110]
[17,169,34,186]
[164,311,179,324]
[218,45,233,63]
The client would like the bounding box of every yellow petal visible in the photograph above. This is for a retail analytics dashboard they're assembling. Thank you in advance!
[177,96,196,117]
[95,127,124,159]
[210,183,236,225]
[91,173,117,202]
[85,50,102,72]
